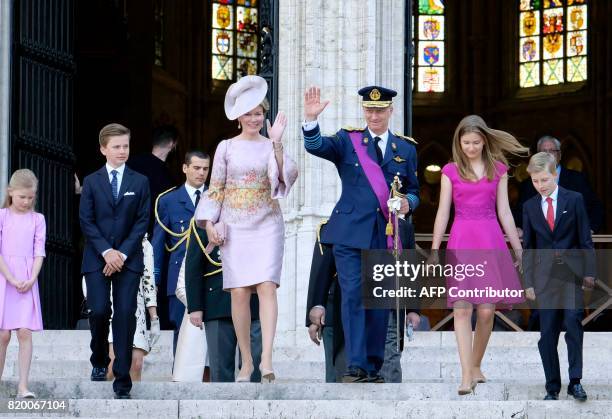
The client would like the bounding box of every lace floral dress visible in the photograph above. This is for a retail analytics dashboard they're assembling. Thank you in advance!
[196,138,298,289]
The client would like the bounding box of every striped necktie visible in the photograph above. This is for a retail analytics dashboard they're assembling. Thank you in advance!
[111,170,119,201]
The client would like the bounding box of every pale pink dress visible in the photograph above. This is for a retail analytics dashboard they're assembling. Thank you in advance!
[196,138,298,289]
[0,208,46,330]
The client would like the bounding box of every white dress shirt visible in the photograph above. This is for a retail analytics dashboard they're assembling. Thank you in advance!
[368,129,389,158]
[103,163,127,260]
[106,163,126,193]
[540,186,559,221]
[184,183,205,207]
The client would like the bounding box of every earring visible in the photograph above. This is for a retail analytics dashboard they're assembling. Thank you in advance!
[238,121,241,129]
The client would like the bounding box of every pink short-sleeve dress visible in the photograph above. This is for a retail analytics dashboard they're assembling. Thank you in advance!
[441,162,524,307]
[196,138,298,289]
[0,208,46,330]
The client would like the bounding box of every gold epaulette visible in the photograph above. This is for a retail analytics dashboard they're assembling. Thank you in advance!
[342,126,365,132]
[316,218,329,255]
[154,187,182,250]
[188,220,222,277]
[394,133,418,145]
[154,186,177,226]
[155,188,223,278]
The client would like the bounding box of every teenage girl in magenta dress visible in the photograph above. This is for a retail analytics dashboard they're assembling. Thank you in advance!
[442,161,524,307]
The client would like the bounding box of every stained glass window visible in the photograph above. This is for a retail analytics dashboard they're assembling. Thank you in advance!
[519,0,588,88]
[413,0,445,93]
[212,0,259,81]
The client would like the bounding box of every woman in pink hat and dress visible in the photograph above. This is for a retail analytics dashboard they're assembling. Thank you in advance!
[196,75,298,383]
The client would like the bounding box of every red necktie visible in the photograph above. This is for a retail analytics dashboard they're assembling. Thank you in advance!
[546,197,554,231]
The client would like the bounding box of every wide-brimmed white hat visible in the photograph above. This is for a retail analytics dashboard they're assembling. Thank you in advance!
[224,75,268,120]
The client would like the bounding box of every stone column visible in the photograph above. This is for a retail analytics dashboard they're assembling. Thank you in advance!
[0,0,12,198]
[276,0,406,345]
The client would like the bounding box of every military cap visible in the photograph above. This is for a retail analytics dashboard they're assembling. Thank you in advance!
[358,86,397,108]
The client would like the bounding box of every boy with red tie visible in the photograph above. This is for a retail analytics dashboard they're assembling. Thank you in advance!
[522,152,596,401]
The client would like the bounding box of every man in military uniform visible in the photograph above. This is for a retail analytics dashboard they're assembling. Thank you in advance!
[152,151,209,353]
[302,85,420,382]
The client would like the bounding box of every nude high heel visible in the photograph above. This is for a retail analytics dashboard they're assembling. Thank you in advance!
[259,363,275,383]
[236,364,254,383]
[458,380,477,396]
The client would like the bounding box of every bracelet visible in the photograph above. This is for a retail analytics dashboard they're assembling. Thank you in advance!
[272,141,283,151]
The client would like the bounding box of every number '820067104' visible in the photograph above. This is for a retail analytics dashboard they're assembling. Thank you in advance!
[3,399,68,413]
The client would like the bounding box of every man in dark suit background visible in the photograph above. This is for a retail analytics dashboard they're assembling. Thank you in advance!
[152,151,209,353]
[522,152,596,402]
[305,220,344,383]
[79,123,150,399]
[516,135,604,234]
[128,125,178,236]
[185,226,262,382]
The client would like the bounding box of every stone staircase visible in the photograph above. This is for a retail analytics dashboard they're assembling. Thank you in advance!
[1,331,611,418]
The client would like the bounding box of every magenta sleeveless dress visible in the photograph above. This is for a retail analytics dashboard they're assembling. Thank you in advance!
[442,162,524,307]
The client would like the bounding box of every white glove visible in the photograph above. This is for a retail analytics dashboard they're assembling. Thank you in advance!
[149,318,161,348]
[387,197,402,213]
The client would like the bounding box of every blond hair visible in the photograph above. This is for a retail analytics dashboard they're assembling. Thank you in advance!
[451,115,529,181]
[2,169,38,209]
[260,97,270,112]
[99,123,130,147]
[527,152,557,176]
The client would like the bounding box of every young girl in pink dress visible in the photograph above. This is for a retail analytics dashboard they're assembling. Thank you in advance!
[0,169,45,399]
[430,115,527,395]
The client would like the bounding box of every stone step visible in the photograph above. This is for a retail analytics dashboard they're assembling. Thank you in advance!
[4,399,607,418]
[5,344,612,364]
[3,359,611,381]
[7,331,612,348]
[1,380,612,401]
[178,400,612,419]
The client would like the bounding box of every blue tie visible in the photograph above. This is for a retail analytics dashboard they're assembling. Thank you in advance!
[111,170,119,201]
[374,137,383,164]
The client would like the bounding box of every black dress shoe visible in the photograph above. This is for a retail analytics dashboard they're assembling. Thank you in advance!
[114,390,131,399]
[543,392,559,400]
[568,383,587,401]
[366,372,385,383]
[341,367,369,383]
[90,367,108,381]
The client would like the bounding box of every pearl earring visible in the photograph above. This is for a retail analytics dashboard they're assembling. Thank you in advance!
[238,121,241,129]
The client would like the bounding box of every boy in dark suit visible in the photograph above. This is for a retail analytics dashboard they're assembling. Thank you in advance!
[79,123,150,399]
[522,152,596,402]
